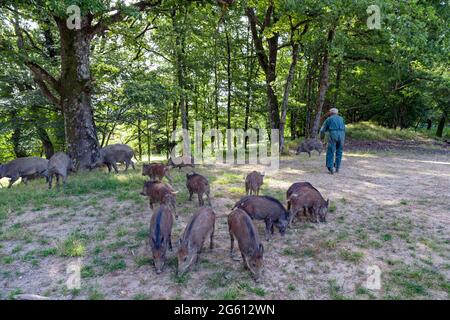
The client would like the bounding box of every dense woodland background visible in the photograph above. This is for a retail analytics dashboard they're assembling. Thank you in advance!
[0,0,449,165]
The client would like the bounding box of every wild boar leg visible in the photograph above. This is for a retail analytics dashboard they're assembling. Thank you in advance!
[55,174,60,189]
[198,193,204,206]
[242,253,249,270]
[8,177,19,188]
[48,174,53,189]
[209,226,215,249]
[168,234,173,251]
[308,151,311,157]
[188,191,193,201]
[130,161,135,170]
[206,191,211,206]
[149,200,154,210]
[62,174,67,186]
[229,232,235,256]
[245,182,249,195]
[111,162,119,173]
[106,163,112,173]
[264,220,272,241]
[124,161,130,171]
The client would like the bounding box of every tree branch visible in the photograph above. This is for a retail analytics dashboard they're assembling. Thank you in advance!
[32,76,61,108]
[89,0,161,36]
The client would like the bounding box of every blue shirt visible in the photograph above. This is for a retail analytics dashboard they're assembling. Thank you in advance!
[320,114,345,133]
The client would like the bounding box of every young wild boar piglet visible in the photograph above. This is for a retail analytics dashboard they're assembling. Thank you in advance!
[140,180,178,218]
[296,139,323,157]
[142,163,172,183]
[288,187,329,225]
[90,144,135,173]
[149,205,174,274]
[245,171,264,196]
[233,195,288,241]
[0,157,48,188]
[186,173,211,206]
[228,208,264,282]
[177,207,215,275]
[48,152,76,189]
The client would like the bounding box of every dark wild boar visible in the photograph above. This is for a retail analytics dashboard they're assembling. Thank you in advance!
[91,144,135,173]
[149,205,174,274]
[288,188,329,224]
[186,172,211,206]
[140,180,178,218]
[245,171,264,196]
[47,152,76,189]
[142,163,172,183]
[228,208,264,282]
[177,207,215,275]
[233,195,288,241]
[296,139,323,157]
[0,157,48,188]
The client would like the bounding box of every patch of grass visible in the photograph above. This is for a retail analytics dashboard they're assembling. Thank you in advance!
[57,232,87,257]
[88,287,105,300]
[2,256,13,264]
[220,287,242,300]
[346,122,423,141]
[134,255,153,267]
[382,234,392,242]
[339,249,364,263]
[328,280,347,300]
[287,284,296,291]
[214,172,243,185]
[7,288,23,300]
[282,247,297,256]
[172,272,190,285]
[133,293,150,300]
[81,265,96,278]
[207,271,231,289]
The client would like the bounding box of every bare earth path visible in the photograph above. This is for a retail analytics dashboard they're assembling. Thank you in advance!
[1,149,449,300]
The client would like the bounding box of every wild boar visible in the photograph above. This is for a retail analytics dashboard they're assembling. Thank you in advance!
[140,180,178,218]
[228,208,264,282]
[245,171,264,196]
[47,152,76,189]
[149,205,174,274]
[0,157,49,188]
[233,195,288,241]
[91,144,135,173]
[167,155,194,170]
[286,182,319,211]
[288,188,329,224]
[296,139,324,157]
[142,163,172,183]
[186,172,211,206]
[177,207,215,275]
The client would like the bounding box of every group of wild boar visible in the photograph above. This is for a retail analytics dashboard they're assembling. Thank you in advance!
[140,164,329,282]
[1,142,330,282]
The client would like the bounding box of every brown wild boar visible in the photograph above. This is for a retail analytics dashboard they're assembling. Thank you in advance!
[0,157,49,188]
[142,163,172,183]
[186,172,211,206]
[286,182,318,211]
[91,144,135,173]
[245,171,264,196]
[140,180,178,218]
[228,208,264,282]
[47,152,76,189]
[149,205,174,274]
[288,188,329,224]
[233,195,288,241]
[296,139,324,157]
[177,207,215,275]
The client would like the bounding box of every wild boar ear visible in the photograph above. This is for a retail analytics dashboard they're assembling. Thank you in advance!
[259,243,264,254]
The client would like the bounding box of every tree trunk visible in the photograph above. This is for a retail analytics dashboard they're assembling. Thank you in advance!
[12,127,27,158]
[225,28,232,130]
[57,20,99,169]
[137,116,143,161]
[436,111,447,138]
[280,43,300,153]
[311,28,335,138]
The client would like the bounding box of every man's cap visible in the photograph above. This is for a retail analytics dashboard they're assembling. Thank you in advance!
[329,108,338,114]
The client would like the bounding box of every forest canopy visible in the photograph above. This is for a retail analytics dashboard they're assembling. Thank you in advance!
[0,0,449,164]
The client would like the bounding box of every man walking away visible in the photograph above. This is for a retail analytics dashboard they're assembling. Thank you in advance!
[319,107,346,174]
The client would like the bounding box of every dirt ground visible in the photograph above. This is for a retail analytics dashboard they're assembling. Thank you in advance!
[0,147,449,300]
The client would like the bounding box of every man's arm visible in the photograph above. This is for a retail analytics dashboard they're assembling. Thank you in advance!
[319,118,329,139]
